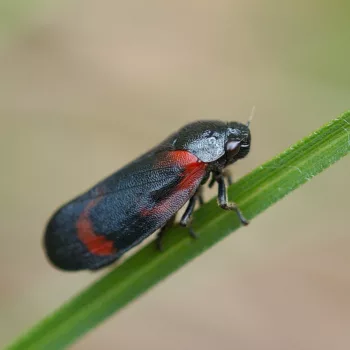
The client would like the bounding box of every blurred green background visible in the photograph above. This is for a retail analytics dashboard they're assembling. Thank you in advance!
[1,1,350,349]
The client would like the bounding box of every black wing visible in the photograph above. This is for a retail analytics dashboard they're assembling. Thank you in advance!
[44,150,207,271]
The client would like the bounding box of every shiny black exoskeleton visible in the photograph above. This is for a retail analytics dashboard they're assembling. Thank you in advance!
[44,120,251,271]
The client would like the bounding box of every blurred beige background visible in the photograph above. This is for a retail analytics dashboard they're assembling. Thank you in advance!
[1,1,350,349]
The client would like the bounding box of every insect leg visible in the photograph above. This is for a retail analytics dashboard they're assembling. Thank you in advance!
[208,173,216,188]
[180,194,198,239]
[197,186,204,206]
[156,215,176,251]
[222,169,233,186]
[216,174,249,226]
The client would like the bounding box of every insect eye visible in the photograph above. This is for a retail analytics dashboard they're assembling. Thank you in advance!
[226,140,241,152]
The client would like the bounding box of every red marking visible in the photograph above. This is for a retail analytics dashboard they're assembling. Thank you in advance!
[142,151,207,216]
[76,196,116,256]
[157,150,199,168]
[176,161,205,191]
[163,150,207,190]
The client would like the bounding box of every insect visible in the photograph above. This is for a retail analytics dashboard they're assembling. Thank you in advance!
[44,120,251,271]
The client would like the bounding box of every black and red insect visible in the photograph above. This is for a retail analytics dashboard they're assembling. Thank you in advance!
[44,120,251,271]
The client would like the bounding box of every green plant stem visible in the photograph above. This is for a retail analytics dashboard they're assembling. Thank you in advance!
[7,111,350,350]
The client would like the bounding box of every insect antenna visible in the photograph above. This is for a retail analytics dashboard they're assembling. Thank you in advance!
[247,106,255,128]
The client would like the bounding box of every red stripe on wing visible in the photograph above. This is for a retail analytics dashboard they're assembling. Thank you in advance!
[76,196,116,256]
[142,151,207,216]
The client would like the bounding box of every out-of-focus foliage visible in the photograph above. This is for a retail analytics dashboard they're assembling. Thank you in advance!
[1,1,350,350]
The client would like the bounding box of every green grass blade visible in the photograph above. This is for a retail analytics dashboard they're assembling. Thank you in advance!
[7,111,350,350]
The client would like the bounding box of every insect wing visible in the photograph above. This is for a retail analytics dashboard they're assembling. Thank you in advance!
[44,150,206,271]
